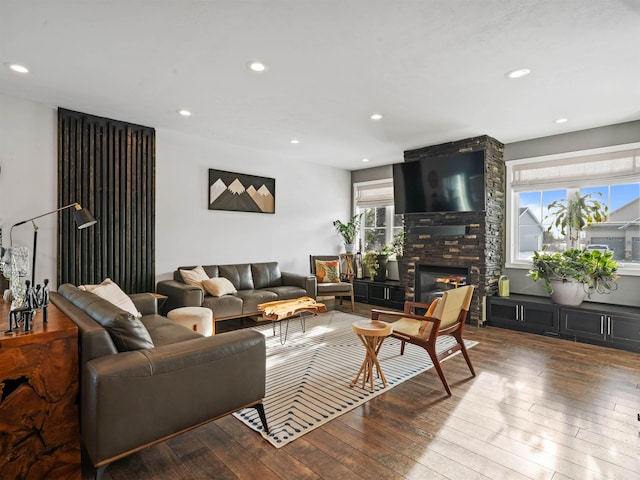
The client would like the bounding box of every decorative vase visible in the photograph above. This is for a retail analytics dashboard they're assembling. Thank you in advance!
[374,255,388,282]
[549,280,586,306]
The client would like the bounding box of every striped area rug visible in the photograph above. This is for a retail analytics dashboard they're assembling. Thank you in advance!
[233,310,477,448]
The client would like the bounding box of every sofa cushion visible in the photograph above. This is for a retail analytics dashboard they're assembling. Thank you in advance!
[315,260,341,283]
[202,295,244,319]
[219,264,254,290]
[58,284,154,352]
[263,285,308,300]
[179,265,209,290]
[83,278,141,317]
[236,290,278,315]
[141,314,202,346]
[251,262,282,289]
[202,277,237,297]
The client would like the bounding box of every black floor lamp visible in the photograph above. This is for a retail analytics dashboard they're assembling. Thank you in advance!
[10,202,97,286]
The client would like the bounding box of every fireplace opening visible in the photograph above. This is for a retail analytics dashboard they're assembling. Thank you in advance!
[415,264,470,305]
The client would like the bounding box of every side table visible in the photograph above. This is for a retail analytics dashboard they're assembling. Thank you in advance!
[350,319,392,391]
[0,299,81,479]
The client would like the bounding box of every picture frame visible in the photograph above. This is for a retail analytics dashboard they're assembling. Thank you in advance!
[208,169,275,214]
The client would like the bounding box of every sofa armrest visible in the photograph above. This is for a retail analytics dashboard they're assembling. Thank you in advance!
[156,280,203,314]
[129,293,158,315]
[82,329,265,466]
[281,272,317,298]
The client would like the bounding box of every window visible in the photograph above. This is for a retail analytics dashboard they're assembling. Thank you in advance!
[353,179,402,252]
[506,144,640,274]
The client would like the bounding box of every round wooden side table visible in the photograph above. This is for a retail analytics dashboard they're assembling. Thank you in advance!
[350,319,393,391]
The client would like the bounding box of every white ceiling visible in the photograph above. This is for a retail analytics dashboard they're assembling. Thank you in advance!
[2,0,639,170]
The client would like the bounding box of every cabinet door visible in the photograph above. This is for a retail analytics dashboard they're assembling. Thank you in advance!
[368,284,387,306]
[489,298,558,334]
[521,302,559,334]
[387,286,406,310]
[561,308,605,341]
[608,314,640,350]
[488,299,519,327]
[353,281,368,303]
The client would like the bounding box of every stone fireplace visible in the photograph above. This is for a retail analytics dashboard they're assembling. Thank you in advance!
[399,135,505,326]
[415,264,470,305]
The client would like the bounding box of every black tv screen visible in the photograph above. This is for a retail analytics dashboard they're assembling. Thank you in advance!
[393,150,486,214]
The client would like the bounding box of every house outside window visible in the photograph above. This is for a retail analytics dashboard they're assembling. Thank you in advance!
[353,179,401,252]
[506,144,640,274]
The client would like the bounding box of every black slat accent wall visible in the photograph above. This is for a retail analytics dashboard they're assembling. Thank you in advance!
[57,109,155,293]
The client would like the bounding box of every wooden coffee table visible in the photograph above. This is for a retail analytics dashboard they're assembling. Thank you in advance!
[257,296,327,344]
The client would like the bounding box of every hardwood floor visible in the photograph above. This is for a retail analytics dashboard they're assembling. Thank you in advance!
[90,300,640,480]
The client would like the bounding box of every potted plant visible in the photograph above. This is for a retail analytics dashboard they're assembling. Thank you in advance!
[363,244,394,281]
[333,214,362,253]
[528,248,618,305]
[386,230,405,280]
[528,191,617,306]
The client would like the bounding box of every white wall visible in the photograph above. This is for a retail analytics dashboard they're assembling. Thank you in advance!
[155,129,351,280]
[0,94,58,286]
[0,94,352,289]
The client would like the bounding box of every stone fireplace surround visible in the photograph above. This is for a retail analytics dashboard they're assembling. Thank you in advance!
[398,135,505,326]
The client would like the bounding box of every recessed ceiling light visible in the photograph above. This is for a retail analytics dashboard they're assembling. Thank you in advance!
[362,158,370,163]
[370,113,383,120]
[290,139,300,144]
[554,118,569,124]
[248,61,267,72]
[506,68,531,79]
[177,109,192,117]
[6,63,29,74]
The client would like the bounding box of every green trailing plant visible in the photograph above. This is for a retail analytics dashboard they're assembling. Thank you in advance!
[333,214,362,245]
[363,251,380,278]
[363,244,394,278]
[545,192,608,249]
[528,248,618,297]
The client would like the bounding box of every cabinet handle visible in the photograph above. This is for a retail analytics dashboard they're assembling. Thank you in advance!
[600,315,604,335]
[521,305,525,321]
[607,316,611,336]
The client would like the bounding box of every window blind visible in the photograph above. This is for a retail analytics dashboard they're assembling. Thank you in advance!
[354,180,394,207]
[511,149,640,190]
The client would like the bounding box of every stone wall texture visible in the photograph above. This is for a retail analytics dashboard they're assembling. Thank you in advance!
[401,135,505,325]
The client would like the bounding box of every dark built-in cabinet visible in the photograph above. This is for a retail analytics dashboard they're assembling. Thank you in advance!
[488,294,559,336]
[488,294,640,353]
[353,279,405,310]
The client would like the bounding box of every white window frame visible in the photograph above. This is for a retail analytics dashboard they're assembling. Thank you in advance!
[506,142,640,276]
[353,179,399,251]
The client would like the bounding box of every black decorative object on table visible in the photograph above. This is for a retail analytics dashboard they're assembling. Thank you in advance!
[5,279,49,334]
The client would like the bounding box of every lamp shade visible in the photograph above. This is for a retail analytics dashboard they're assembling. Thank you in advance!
[73,207,97,229]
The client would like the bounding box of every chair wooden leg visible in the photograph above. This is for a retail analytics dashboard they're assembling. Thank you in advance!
[453,332,476,376]
[426,345,452,396]
[400,340,406,355]
[350,293,355,311]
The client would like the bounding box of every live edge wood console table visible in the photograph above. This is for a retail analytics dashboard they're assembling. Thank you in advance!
[0,299,81,479]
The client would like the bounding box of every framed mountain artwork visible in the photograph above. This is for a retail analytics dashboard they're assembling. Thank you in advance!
[208,169,276,214]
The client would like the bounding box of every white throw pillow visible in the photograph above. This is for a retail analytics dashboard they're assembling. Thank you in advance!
[179,265,210,291]
[90,278,141,317]
[202,277,237,297]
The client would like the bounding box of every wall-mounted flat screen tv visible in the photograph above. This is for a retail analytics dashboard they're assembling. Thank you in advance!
[393,150,486,214]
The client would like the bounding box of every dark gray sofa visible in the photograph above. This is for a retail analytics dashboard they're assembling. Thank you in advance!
[156,261,317,320]
[51,284,268,480]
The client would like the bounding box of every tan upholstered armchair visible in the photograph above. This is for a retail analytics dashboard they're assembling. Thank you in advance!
[310,255,355,311]
[371,285,475,395]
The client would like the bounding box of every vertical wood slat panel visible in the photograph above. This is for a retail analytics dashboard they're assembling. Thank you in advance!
[57,109,155,293]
